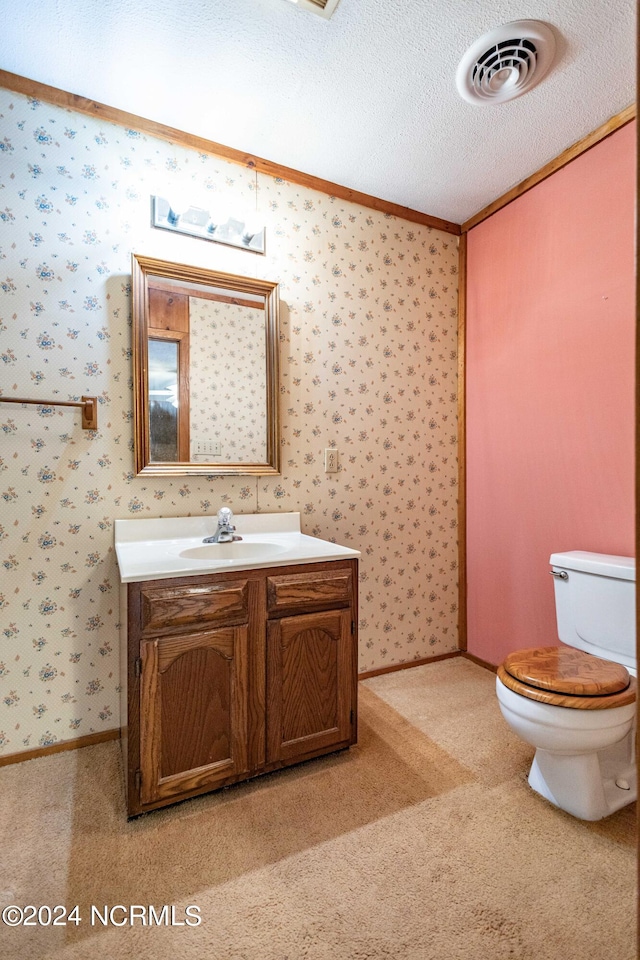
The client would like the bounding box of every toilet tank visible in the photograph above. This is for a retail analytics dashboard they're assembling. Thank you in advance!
[550,551,636,671]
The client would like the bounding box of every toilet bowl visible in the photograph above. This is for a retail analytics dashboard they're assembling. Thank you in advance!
[495,551,636,821]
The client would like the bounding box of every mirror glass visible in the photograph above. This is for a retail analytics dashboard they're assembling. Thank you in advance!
[132,254,280,476]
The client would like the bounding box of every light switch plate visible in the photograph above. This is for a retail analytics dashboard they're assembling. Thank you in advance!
[193,440,222,457]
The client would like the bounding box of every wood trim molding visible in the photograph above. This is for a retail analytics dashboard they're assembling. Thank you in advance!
[0,69,460,236]
[456,233,467,652]
[461,651,497,674]
[358,650,460,681]
[461,104,637,233]
[0,727,119,768]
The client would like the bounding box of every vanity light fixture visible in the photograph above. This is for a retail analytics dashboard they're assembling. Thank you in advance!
[281,0,341,19]
[152,196,266,254]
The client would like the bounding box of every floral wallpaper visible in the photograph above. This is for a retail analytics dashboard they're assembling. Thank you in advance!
[189,297,267,462]
[0,85,459,758]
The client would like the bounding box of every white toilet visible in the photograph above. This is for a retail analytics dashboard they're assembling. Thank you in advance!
[495,551,636,821]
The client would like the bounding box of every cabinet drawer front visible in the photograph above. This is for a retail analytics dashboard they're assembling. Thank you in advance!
[140,580,249,635]
[267,569,352,614]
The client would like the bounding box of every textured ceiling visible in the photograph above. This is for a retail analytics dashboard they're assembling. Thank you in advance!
[1,0,635,223]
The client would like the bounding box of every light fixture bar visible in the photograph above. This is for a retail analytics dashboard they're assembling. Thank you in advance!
[283,0,341,19]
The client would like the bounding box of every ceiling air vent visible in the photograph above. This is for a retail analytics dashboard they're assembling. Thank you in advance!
[456,21,556,105]
[283,0,341,18]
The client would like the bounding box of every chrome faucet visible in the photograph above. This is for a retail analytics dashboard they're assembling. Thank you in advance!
[203,507,242,544]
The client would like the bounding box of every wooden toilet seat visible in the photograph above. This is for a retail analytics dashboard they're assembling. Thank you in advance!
[498,646,636,710]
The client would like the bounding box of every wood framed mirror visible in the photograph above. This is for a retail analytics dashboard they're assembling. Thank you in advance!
[132,254,280,476]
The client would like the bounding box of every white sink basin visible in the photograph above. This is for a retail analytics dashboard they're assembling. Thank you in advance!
[114,512,361,582]
[179,541,287,562]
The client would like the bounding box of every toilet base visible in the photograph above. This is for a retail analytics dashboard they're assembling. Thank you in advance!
[527,732,636,821]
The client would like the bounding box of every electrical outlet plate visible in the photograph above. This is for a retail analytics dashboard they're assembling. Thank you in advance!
[324,448,338,473]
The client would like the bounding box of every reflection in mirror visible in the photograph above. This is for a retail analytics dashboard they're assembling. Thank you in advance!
[132,255,280,476]
[189,291,267,463]
[148,338,180,461]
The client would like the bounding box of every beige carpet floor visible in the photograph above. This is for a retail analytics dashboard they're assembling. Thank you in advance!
[0,658,635,960]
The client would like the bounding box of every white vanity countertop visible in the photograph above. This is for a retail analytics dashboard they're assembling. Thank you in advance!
[114,512,360,583]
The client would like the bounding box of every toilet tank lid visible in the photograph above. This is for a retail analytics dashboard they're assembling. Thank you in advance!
[550,551,635,581]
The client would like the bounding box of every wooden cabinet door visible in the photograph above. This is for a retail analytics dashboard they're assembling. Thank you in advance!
[267,609,353,764]
[139,626,250,805]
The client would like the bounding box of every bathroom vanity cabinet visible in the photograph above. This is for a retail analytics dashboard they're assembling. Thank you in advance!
[120,559,358,816]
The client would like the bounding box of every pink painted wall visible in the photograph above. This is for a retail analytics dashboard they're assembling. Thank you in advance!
[466,122,636,667]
